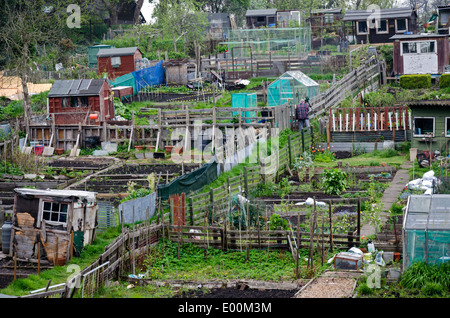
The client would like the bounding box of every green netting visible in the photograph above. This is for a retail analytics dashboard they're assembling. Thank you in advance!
[157,158,218,201]
[87,45,113,68]
[231,93,257,123]
[268,71,320,107]
[404,230,450,269]
[111,72,136,93]
[223,27,311,59]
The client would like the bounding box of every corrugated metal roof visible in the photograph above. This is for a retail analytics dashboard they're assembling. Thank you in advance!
[390,34,448,40]
[48,79,106,97]
[343,7,415,21]
[97,46,140,57]
[14,188,97,202]
[312,8,342,14]
[246,9,277,17]
[406,100,450,107]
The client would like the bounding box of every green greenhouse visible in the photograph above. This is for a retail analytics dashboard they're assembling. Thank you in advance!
[403,195,450,270]
[268,71,319,107]
[231,92,257,123]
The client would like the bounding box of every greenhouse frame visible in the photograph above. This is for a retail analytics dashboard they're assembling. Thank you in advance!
[268,71,320,107]
[403,194,450,270]
[222,27,311,59]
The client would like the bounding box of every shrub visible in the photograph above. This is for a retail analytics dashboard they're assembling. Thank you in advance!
[422,282,444,296]
[358,282,373,295]
[321,168,347,195]
[440,74,450,89]
[399,74,431,89]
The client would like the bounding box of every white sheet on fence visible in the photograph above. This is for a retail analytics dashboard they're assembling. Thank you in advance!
[118,192,157,224]
[223,134,267,173]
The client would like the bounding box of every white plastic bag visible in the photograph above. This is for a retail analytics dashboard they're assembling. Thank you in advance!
[375,251,385,266]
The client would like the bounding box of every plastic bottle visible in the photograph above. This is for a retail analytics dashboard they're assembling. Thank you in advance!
[367,240,375,253]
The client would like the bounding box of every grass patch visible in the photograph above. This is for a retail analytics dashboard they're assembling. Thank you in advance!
[0,226,122,297]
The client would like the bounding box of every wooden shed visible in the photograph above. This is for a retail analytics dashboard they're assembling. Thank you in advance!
[97,46,143,80]
[407,100,450,153]
[391,34,450,76]
[343,7,417,44]
[245,9,278,29]
[47,79,114,125]
[10,188,98,266]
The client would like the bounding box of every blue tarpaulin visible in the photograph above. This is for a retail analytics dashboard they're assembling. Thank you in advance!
[111,60,165,94]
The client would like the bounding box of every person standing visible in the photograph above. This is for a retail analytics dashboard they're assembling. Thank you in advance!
[295,98,311,131]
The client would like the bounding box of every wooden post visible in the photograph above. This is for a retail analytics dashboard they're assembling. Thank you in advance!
[55,236,59,266]
[38,242,41,275]
[357,197,361,240]
[189,197,194,226]
[288,135,292,166]
[243,166,248,196]
[329,200,333,252]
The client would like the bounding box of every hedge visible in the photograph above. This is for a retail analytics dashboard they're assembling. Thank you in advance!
[440,74,450,88]
[399,74,431,89]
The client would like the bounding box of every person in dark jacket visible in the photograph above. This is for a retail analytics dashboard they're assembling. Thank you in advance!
[295,98,311,131]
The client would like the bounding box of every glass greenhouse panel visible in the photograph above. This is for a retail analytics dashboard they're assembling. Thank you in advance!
[426,231,450,265]
[407,195,431,213]
[404,230,426,269]
[405,213,429,230]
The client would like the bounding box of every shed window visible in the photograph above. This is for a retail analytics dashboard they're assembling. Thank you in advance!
[61,97,69,108]
[420,41,435,53]
[80,96,89,107]
[396,18,408,33]
[402,42,417,54]
[445,117,450,137]
[376,20,388,34]
[413,117,434,137]
[111,56,121,67]
[357,21,368,34]
[42,201,68,224]
[70,96,79,107]
[324,14,334,24]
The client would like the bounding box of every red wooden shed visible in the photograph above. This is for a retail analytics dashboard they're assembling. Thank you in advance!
[97,46,143,80]
[47,79,114,125]
[391,34,450,76]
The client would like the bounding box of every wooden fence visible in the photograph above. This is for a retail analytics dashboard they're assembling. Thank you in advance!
[180,128,314,226]
[329,106,411,132]
[309,57,380,118]
[28,104,295,151]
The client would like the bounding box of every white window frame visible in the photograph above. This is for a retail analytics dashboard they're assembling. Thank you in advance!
[413,116,435,137]
[395,18,408,33]
[356,20,368,35]
[445,117,450,137]
[111,56,121,68]
[401,40,437,55]
[376,19,389,34]
[38,199,70,227]
[419,41,436,54]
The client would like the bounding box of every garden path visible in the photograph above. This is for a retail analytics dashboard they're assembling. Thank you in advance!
[360,161,411,238]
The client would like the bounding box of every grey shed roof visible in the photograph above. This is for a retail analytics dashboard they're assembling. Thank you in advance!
[246,9,277,17]
[14,188,97,203]
[48,79,106,97]
[97,46,140,58]
[343,7,415,21]
[390,34,448,40]
[312,8,342,14]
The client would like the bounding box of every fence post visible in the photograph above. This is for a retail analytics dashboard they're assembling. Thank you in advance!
[189,197,194,226]
[288,135,292,167]
[243,166,249,196]
[301,129,305,153]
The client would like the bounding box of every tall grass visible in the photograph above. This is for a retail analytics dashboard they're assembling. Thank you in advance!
[401,261,450,290]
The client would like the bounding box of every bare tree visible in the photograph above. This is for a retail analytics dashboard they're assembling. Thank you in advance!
[0,0,69,135]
